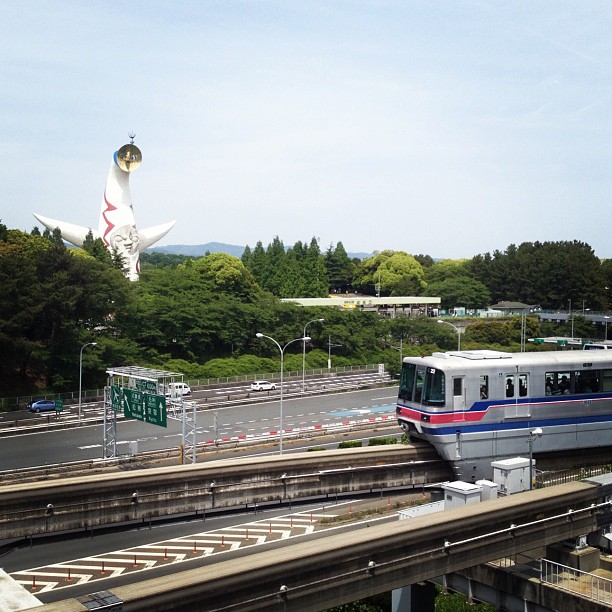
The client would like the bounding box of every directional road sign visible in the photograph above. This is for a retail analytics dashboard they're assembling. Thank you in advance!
[135,379,157,393]
[111,385,122,412]
[123,389,144,421]
[144,393,167,427]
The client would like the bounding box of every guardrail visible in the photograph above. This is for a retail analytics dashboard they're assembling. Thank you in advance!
[0,374,395,437]
[0,365,383,410]
[541,558,612,605]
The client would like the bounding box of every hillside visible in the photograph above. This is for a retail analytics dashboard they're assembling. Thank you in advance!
[147,242,371,260]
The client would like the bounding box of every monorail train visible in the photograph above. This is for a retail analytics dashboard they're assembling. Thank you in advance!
[396,349,612,482]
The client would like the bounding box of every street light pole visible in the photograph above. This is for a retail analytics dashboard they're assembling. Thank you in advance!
[327,335,342,370]
[302,318,324,394]
[527,427,543,490]
[256,333,309,454]
[79,342,98,421]
[437,320,461,351]
[391,338,403,365]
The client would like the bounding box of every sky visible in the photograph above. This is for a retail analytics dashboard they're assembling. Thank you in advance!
[2,1,612,259]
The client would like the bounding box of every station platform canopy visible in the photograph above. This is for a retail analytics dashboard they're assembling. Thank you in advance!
[106,365,185,382]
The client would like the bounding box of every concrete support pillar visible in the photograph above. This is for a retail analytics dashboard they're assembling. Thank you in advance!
[392,582,436,612]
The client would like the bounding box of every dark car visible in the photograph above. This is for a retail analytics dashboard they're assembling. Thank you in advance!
[28,399,57,413]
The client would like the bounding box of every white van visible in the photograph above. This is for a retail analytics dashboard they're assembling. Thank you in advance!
[164,382,192,397]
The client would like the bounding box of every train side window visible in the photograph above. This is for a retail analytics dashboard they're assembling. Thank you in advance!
[576,370,599,394]
[545,373,554,395]
[505,375,515,398]
[479,375,488,399]
[546,371,570,395]
[558,372,571,394]
[518,374,528,397]
[602,369,612,392]
[453,378,462,396]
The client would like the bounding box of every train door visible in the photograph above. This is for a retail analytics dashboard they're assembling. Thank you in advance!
[505,372,530,417]
[452,376,466,419]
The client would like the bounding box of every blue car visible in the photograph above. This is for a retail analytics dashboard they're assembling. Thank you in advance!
[28,399,57,413]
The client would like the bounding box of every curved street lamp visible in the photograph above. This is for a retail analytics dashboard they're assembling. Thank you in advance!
[302,318,324,394]
[79,342,98,421]
[256,333,309,453]
[437,320,461,351]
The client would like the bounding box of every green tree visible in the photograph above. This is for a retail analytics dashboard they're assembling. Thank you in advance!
[425,277,491,310]
[303,237,329,297]
[354,251,426,296]
[463,320,511,345]
[192,252,258,298]
[471,241,605,310]
[242,240,266,286]
[0,229,132,392]
[139,251,196,269]
[326,241,354,294]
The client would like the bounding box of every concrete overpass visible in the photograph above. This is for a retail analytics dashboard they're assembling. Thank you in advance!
[30,480,612,611]
[0,446,450,539]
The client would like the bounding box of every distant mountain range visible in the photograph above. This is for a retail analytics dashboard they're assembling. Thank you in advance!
[147,242,372,260]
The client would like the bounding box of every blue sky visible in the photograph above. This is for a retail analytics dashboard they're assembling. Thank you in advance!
[2,1,611,259]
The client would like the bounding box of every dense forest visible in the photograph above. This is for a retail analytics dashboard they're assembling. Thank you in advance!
[1,221,610,396]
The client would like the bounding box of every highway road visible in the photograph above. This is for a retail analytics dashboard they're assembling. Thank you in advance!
[0,385,399,471]
[5,496,404,604]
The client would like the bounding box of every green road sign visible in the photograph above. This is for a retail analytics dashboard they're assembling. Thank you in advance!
[111,385,122,412]
[123,388,144,421]
[54,399,64,412]
[144,393,167,427]
[120,387,167,428]
[135,379,157,393]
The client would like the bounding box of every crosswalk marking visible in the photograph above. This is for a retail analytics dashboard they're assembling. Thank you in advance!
[10,504,355,594]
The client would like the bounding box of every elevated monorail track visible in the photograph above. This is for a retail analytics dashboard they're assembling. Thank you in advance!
[0,446,453,541]
[33,480,612,611]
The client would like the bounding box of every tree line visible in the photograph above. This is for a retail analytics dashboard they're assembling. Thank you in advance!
[1,221,610,397]
[149,236,612,312]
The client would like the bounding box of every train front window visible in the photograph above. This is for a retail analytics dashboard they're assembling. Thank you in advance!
[423,367,445,406]
[399,363,416,401]
[415,370,425,403]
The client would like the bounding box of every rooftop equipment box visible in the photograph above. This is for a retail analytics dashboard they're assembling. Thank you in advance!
[491,457,533,495]
[442,481,483,510]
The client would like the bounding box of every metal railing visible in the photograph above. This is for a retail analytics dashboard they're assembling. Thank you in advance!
[539,464,612,488]
[0,364,383,411]
[541,558,612,605]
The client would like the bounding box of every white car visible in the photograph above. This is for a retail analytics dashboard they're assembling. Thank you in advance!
[250,380,276,391]
[164,382,192,397]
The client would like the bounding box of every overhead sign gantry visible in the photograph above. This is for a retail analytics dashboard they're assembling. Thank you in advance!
[104,366,196,462]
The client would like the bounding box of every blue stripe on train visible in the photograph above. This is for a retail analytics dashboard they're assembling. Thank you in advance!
[398,393,612,417]
[419,413,612,436]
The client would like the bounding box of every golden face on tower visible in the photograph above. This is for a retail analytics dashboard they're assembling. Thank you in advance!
[116,144,142,172]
